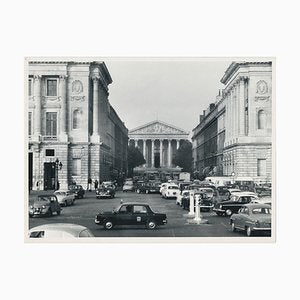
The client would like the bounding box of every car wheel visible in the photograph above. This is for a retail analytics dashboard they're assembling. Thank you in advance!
[231,221,236,232]
[225,209,232,216]
[246,226,252,237]
[57,209,61,216]
[147,220,157,230]
[104,220,113,230]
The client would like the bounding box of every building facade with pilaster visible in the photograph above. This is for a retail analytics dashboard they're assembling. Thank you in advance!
[128,120,189,175]
[27,60,128,191]
[192,61,272,184]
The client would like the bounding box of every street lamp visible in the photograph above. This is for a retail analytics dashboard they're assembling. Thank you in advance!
[55,158,63,190]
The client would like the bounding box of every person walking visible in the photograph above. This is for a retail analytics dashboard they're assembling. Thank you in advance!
[88,177,92,191]
[94,179,99,190]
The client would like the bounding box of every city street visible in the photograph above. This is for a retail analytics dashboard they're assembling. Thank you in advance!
[28,190,270,238]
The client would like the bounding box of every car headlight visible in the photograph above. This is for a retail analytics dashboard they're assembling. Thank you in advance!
[42,205,46,209]
[219,205,222,209]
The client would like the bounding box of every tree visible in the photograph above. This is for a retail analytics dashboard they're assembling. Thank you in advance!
[172,140,193,172]
[127,145,146,177]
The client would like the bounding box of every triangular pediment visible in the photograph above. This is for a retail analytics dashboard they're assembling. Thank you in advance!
[129,120,189,135]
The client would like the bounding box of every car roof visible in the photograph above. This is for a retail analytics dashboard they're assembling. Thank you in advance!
[120,202,150,206]
[29,223,89,235]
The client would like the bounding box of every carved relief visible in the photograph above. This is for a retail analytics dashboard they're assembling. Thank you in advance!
[255,96,270,102]
[132,122,186,134]
[71,96,85,102]
[72,80,83,94]
[256,80,268,94]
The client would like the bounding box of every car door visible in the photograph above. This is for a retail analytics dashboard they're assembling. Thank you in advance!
[235,207,245,228]
[117,205,135,225]
[132,205,148,225]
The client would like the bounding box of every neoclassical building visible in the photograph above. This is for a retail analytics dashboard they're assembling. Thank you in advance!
[128,120,189,174]
[192,61,272,184]
[27,60,128,190]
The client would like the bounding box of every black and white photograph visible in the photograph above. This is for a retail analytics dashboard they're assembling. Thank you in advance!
[25,57,274,241]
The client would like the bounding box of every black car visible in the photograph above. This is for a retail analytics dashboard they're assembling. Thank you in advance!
[136,181,151,194]
[68,185,85,199]
[181,191,213,212]
[95,203,167,230]
[213,195,253,216]
[96,187,115,199]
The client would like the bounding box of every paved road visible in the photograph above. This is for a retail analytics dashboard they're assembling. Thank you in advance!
[28,190,269,238]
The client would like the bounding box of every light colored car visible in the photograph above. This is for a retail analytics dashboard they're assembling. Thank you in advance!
[122,181,134,192]
[159,183,168,194]
[162,184,180,199]
[176,190,190,206]
[230,203,271,236]
[29,223,94,238]
[53,189,75,206]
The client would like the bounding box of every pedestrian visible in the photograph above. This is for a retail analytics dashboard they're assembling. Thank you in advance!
[88,177,92,191]
[94,179,99,190]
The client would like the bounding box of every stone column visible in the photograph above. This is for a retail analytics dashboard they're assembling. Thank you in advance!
[33,75,41,141]
[168,139,172,167]
[176,139,180,150]
[143,139,146,167]
[160,139,163,167]
[239,77,245,136]
[91,75,100,143]
[59,75,68,142]
[135,139,138,148]
[151,139,155,168]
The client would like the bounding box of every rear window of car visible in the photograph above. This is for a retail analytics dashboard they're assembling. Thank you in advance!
[168,186,179,190]
[30,231,45,238]
[252,207,271,214]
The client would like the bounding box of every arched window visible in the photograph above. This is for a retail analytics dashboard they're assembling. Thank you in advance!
[258,110,266,129]
[73,109,81,129]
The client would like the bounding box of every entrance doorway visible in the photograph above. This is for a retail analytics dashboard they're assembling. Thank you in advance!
[28,153,33,191]
[154,153,160,168]
[44,162,55,190]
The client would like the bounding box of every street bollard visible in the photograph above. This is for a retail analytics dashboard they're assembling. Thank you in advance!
[194,194,202,222]
[189,191,195,216]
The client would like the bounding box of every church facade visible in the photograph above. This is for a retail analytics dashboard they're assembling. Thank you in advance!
[128,120,189,175]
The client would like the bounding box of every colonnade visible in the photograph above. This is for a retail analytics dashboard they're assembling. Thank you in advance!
[129,138,182,168]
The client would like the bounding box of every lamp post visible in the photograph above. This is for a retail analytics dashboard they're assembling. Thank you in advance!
[231,171,235,186]
[55,158,63,190]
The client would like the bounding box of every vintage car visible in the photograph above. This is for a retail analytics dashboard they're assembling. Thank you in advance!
[68,184,85,199]
[162,184,180,199]
[53,189,75,206]
[122,180,135,192]
[29,223,94,238]
[149,182,161,193]
[95,203,167,230]
[181,191,214,212]
[213,192,258,216]
[102,181,116,190]
[176,190,190,206]
[135,181,151,194]
[96,186,115,198]
[230,203,271,236]
[216,187,230,202]
[159,183,168,194]
[29,195,61,217]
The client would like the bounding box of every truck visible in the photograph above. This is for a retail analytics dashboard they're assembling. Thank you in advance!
[179,172,191,182]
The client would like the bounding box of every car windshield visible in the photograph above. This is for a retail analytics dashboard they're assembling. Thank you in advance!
[252,207,271,214]
[36,197,50,202]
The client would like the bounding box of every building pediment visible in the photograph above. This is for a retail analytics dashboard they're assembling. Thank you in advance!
[129,121,189,136]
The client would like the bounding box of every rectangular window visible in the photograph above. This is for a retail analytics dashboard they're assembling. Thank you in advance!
[28,79,32,96]
[46,112,57,136]
[46,79,57,96]
[45,149,55,156]
[257,159,267,177]
[28,112,32,136]
[72,158,81,176]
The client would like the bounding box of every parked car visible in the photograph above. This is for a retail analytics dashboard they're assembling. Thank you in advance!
[159,183,168,194]
[213,192,258,216]
[29,223,94,238]
[136,181,150,194]
[95,203,167,230]
[176,190,190,206]
[102,181,116,190]
[230,203,271,236]
[162,184,180,199]
[123,181,135,192]
[96,186,115,198]
[53,189,75,206]
[216,187,230,202]
[68,184,85,199]
[149,182,161,193]
[29,195,61,217]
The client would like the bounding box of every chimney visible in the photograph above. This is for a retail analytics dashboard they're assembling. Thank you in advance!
[209,103,215,111]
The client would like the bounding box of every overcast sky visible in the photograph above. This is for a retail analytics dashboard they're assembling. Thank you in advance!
[105,58,233,134]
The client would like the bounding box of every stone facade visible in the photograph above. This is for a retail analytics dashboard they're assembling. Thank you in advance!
[27,60,128,190]
[192,61,272,184]
[128,120,189,174]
